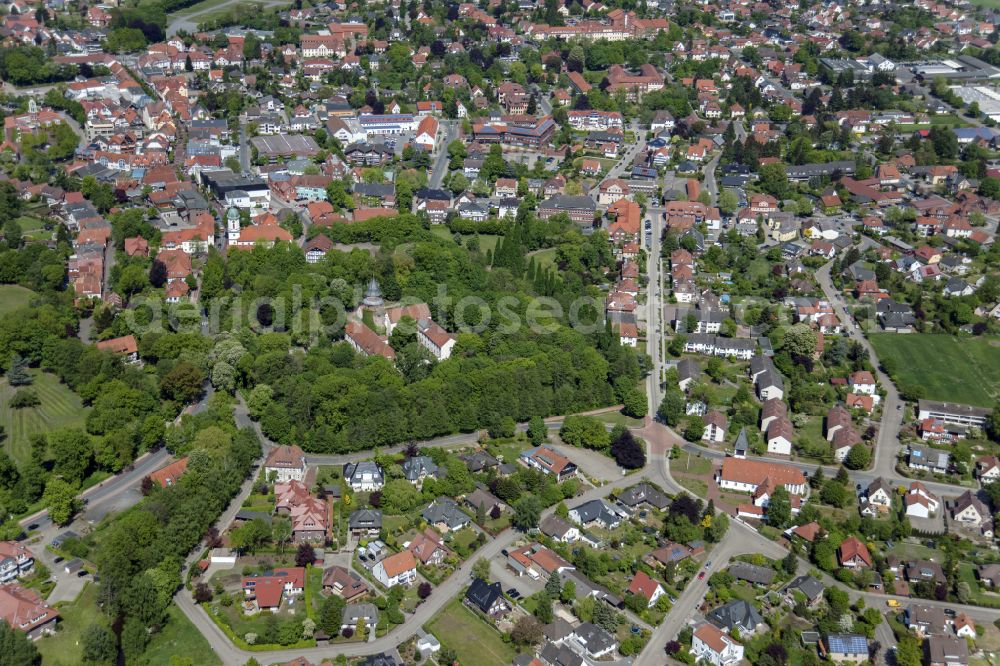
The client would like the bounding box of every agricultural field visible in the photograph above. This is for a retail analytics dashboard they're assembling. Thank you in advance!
[0,370,90,465]
[427,597,518,666]
[869,334,1000,407]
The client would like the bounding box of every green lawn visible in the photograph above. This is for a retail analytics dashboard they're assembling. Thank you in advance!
[599,412,646,428]
[143,605,223,666]
[869,334,1000,406]
[0,284,35,314]
[36,583,106,666]
[674,452,712,475]
[529,247,558,271]
[676,476,708,497]
[427,597,518,666]
[15,216,51,241]
[0,370,90,466]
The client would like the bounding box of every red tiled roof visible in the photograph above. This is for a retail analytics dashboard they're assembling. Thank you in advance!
[96,335,138,355]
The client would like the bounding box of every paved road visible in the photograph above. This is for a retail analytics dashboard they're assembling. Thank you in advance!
[703,153,720,206]
[588,122,644,198]
[19,448,171,534]
[428,121,458,190]
[634,524,787,666]
[815,259,903,479]
[238,116,250,175]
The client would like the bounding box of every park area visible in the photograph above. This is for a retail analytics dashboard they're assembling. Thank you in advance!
[0,284,35,314]
[869,334,1000,407]
[426,597,518,666]
[0,369,89,466]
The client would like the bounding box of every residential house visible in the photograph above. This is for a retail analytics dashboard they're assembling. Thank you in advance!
[372,551,417,588]
[342,603,379,632]
[0,585,59,638]
[422,498,471,532]
[539,514,581,543]
[322,566,368,603]
[616,483,671,511]
[264,445,307,483]
[571,622,618,659]
[952,490,992,536]
[348,509,382,536]
[519,447,578,480]
[407,528,451,567]
[691,622,744,666]
[242,568,305,610]
[927,636,969,666]
[626,571,665,608]
[838,536,872,568]
[825,634,869,663]
[568,499,627,530]
[706,599,765,634]
[0,543,33,583]
[343,461,385,491]
[465,578,509,617]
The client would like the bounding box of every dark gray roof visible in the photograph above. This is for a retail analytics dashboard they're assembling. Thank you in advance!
[616,482,671,509]
[539,641,584,666]
[348,508,382,529]
[572,622,617,655]
[422,497,470,530]
[570,499,623,526]
[706,599,764,632]
[786,575,825,600]
[465,577,504,613]
[728,561,776,585]
[402,456,440,482]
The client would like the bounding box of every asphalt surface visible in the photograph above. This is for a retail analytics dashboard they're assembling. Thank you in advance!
[815,259,903,480]
[428,121,458,189]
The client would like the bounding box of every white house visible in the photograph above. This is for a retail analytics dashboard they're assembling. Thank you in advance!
[343,461,385,491]
[372,551,417,588]
[703,411,728,443]
[692,623,744,666]
[626,571,665,608]
[849,371,877,396]
[264,445,307,483]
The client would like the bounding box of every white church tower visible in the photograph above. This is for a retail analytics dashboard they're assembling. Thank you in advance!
[226,207,241,243]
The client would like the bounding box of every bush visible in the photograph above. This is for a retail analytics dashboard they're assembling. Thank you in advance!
[9,388,40,408]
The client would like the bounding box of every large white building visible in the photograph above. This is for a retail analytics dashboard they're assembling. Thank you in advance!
[717,458,807,495]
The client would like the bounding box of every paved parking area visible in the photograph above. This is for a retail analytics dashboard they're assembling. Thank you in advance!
[546,442,624,484]
[47,570,89,604]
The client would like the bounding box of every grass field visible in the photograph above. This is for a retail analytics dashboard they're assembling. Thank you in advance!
[37,583,105,666]
[143,606,223,666]
[0,370,89,465]
[674,452,712,475]
[869,334,1000,407]
[15,216,51,242]
[427,597,518,666]
[529,247,558,271]
[0,284,35,314]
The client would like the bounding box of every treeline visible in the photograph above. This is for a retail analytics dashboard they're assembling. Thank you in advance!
[0,47,77,86]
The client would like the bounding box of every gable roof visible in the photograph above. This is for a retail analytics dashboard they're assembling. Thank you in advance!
[465,577,505,613]
[706,599,763,632]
